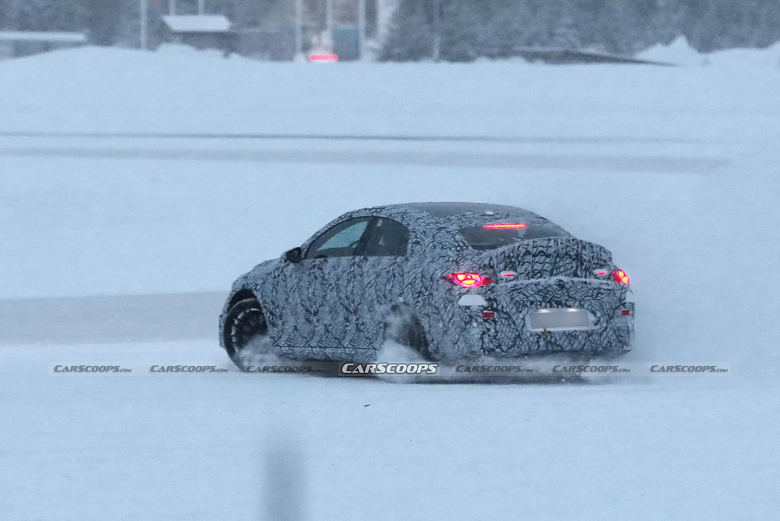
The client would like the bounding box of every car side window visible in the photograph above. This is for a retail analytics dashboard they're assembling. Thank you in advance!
[305,218,372,259]
[363,218,410,257]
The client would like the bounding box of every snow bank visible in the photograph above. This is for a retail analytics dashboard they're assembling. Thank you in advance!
[639,36,780,68]
[161,15,232,33]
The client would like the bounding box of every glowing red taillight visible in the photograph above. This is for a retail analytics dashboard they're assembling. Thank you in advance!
[612,269,630,285]
[445,272,494,288]
[483,223,528,230]
[309,54,338,62]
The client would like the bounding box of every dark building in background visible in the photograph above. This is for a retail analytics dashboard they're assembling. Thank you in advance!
[235,27,295,60]
[161,15,235,53]
[334,26,360,60]
[0,30,87,59]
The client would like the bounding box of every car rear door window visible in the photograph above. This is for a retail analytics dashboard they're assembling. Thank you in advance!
[305,218,372,259]
[363,218,409,257]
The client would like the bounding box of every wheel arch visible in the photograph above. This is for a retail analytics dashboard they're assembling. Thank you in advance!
[227,288,259,311]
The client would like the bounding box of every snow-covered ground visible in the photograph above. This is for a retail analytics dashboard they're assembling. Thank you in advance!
[1,47,779,520]
[1,341,777,521]
[1,45,779,140]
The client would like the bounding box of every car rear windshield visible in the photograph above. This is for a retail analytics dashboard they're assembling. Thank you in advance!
[458,225,569,250]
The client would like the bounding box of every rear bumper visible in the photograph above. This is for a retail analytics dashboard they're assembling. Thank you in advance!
[486,313,633,357]
[427,294,634,361]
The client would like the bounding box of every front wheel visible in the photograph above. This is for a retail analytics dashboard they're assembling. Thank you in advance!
[223,298,271,369]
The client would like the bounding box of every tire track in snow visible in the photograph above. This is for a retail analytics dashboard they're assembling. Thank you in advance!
[0,147,728,173]
[0,131,706,144]
[0,292,227,346]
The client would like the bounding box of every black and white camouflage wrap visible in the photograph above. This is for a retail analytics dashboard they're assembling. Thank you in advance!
[219,203,634,362]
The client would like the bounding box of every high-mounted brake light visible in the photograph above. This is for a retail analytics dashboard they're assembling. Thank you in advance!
[483,223,528,230]
[446,272,493,288]
[612,269,630,285]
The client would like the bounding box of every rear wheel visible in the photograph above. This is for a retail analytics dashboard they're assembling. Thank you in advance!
[383,304,432,361]
[223,298,270,369]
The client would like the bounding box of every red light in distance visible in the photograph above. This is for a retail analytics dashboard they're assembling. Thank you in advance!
[309,54,338,62]
[446,272,493,288]
[483,223,528,230]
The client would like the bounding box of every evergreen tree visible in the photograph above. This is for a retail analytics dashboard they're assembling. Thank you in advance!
[11,0,87,32]
[380,0,780,60]
[550,1,580,49]
[87,0,122,45]
[485,0,534,57]
[379,0,434,61]
[440,0,489,61]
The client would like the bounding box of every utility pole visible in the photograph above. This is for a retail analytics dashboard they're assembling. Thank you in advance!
[358,0,366,59]
[169,0,176,15]
[294,0,303,59]
[140,0,148,50]
[198,0,205,15]
[326,0,334,51]
[432,0,441,62]
[376,0,384,42]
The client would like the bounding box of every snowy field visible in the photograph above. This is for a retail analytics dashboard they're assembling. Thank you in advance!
[1,47,779,520]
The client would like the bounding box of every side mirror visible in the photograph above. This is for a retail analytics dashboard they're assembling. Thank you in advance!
[284,247,303,264]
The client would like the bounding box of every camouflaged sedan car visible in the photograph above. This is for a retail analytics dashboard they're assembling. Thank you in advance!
[219,202,634,367]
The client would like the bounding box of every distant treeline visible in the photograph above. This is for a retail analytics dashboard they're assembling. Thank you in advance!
[381,0,780,61]
[1,0,779,59]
